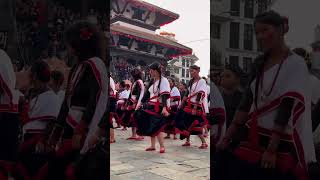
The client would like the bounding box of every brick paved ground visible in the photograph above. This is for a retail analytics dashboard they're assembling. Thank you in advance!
[110,127,210,180]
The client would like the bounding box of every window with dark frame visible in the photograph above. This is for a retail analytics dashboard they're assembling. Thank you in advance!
[131,7,145,21]
[229,22,240,49]
[244,0,254,18]
[244,24,253,50]
[230,0,240,16]
[182,69,185,78]
[186,69,190,78]
[243,57,253,72]
[174,68,179,74]
[229,56,239,67]
[258,1,268,14]
[212,22,221,39]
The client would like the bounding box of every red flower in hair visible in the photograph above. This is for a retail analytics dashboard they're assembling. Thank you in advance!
[80,27,93,40]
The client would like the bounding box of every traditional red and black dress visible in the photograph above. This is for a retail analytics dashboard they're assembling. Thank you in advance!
[115,89,130,126]
[164,86,181,135]
[109,77,117,129]
[19,88,60,177]
[207,81,226,147]
[120,79,144,128]
[0,49,20,177]
[175,78,209,139]
[135,77,170,137]
[44,57,108,180]
[214,53,317,180]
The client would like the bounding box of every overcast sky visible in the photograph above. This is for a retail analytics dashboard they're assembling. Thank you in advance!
[271,0,320,50]
[144,0,210,76]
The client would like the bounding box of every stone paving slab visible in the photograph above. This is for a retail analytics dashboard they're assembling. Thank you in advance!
[116,171,171,180]
[110,127,210,179]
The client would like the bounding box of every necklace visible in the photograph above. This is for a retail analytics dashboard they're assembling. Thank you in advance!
[259,52,287,101]
[153,78,160,95]
[191,79,200,94]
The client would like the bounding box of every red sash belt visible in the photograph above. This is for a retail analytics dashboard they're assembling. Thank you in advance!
[234,110,307,180]
[0,104,18,113]
[233,143,306,179]
[148,96,160,113]
[184,107,203,116]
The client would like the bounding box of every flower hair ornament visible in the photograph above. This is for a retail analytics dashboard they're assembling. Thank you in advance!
[80,27,93,40]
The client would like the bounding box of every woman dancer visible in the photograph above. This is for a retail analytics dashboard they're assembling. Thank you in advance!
[122,68,144,140]
[135,62,170,153]
[164,77,180,140]
[0,49,21,179]
[175,65,209,149]
[116,81,129,130]
[215,11,316,180]
[44,21,108,180]
[19,61,61,178]
[109,75,117,143]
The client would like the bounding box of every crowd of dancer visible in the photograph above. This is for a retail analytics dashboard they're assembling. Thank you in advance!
[0,21,108,179]
[109,10,320,180]
[212,10,320,180]
[109,63,216,153]
[2,7,320,180]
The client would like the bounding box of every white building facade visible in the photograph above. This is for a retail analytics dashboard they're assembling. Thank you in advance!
[212,0,275,73]
[169,54,199,84]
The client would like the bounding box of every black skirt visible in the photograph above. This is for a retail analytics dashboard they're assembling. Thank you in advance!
[109,97,117,113]
[212,150,298,180]
[134,106,167,137]
[19,133,49,176]
[163,106,178,134]
[0,112,20,162]
[120,109,135,127]
[115,108,124,125]
[174,109,206,139]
